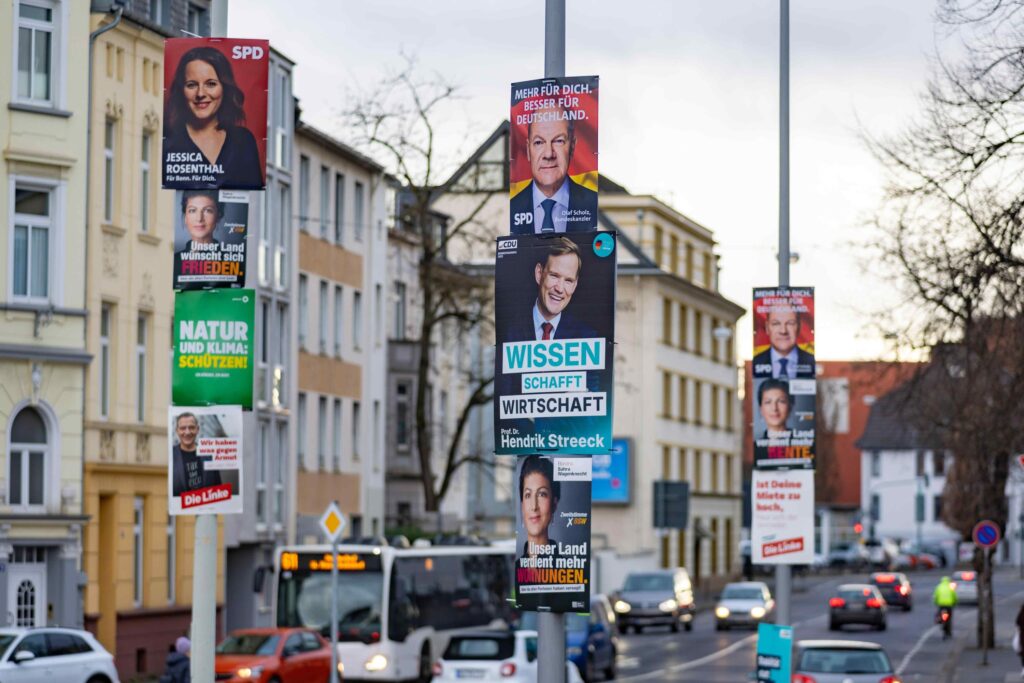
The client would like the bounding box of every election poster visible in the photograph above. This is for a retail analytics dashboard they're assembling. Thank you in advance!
[173,289,255,408]
[755,623,793,683]
[162,37,269,190]
[494,232,616,456]
[592,438,630,505]
[173,190,249,290]
[168,405,242,515]
[514,455,592,613]
[752,287,816,469]
[751,469,814,565]
[509,76,599,235]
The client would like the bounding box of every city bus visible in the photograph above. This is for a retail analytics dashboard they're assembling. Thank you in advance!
[275,540,515,681]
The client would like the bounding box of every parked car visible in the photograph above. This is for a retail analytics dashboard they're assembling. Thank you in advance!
[863,539,890,569]
[828,584,888,631]
[214,628,335,683]
[827,543,868,569]
[612,568,695,633]
[519,594,618,681]
[714,581,775,630]
[870,572,913,611]
[0,627,120,683]
[432,630,584,682]
[950,570,979,605]
[792,639,902,683]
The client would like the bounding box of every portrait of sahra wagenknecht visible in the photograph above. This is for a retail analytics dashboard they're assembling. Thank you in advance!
[493,233,617,455]
[173,190,250,290]
[167,405,243,516]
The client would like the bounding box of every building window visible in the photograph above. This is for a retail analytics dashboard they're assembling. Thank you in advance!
[104,120,115,223]
[396,382,410,450]
[669,234,679,274]
[298,155,310,230]
[685,243,694,280]
[133,497,144,606]
[333,285,343,357]
[916,450,926,477]
[710,453,719,493]
[653,225,663,266]
[298,275,308,349]
[352,401,361,461]
[334,173,345,243]
[677,303,687,350]
[275,185,290,289]
[725,390,734,431]
[332,399,342,471]
[318,281,328,353]
[11,184,53,302]
[933,451,946,476]
[677,447,687,481]
[274,303,288,408]
[186,2,207,36]
[661,371,672,418]
[724,454,733,494]
[393,281,406,339]
[353,181,365,241]
[136,314,147,423]
[661,445,671,478]
[375,284,383,345]
[297,393,307,469]
[693,311,703,355]
[711,385,720,429]
[149,0,163,23]
[274,425,286,524]
[677,376,688,422]
[140,132,151,232]
[8,406,47,509]
[693,380,703,425]
[870,494,880,521]
[353,291,362,350]
[693,451,703,493]
[870,452,880,478]
[256,422,268,524]
[661,298,672,345]
[166,516,175,603]
[703,252,714,289]
[271,65,290,168]
[933,495,943,521]
[319,165,330,238]
[15,0,58,105]
[317,396,327,471]
[100,304,112,418]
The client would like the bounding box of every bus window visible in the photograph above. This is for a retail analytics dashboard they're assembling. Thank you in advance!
[277,556,383,644]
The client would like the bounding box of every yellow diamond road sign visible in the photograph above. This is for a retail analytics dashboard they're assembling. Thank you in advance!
[319,502,347,542]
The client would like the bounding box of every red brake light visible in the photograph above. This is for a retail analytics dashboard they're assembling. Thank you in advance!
[879,676,903,683]
[875,574,895,583]
[500,662,517,677]
[432,662,443,676]
[829,597,846,608]
[940,611,950,622]
[792,674,817,683]
[866,597,883,609]
[961,572,975,581]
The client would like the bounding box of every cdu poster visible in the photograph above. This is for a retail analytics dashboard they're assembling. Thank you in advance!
[173,190,249,290]
[173,289,255,408]
[514,455,592,613]
[509,76,598,234]
[162,37,269,190]
[751,287,816,469]
[494,232,616,455]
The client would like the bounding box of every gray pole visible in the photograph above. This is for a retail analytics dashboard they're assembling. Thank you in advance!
[775,0,793,629]
[330,540,340,683]
[539,1,567,681]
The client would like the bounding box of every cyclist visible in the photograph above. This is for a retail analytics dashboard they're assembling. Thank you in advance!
[933,576,959,639]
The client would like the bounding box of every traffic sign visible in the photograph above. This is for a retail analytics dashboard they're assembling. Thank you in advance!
[972,520,1001,549]
[319,502,347,542]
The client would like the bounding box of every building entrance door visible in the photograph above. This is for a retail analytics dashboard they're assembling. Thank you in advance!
[8,563,46,627]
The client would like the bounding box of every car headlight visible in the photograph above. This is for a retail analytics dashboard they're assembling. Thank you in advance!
[337,661,345,674]
[236,666,264,679]
[750,607,766,619]
[614,600,631,613]
[659,599,678,612]
[365,654,388,672]
[715,606,730,619]
[566,646,583,656]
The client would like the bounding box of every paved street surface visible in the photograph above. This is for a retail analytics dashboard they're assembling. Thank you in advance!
[606,567,1024,682]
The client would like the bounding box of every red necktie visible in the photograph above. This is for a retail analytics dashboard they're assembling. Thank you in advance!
[541,322,553,340]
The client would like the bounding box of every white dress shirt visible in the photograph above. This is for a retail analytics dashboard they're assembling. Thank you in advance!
[532,302,562,340]
[531,179,571,233]
[770,347,799,379]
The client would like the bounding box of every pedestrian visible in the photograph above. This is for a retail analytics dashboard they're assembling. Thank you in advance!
[1015,602,1024,678]
[159,636,191,683]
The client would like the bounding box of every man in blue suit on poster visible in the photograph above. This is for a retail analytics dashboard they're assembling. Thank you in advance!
[752,306,815,379]
[510,105,597,234]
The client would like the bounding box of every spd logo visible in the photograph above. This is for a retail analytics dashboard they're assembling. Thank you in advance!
[231,45,265,60]
[512,212,533,227]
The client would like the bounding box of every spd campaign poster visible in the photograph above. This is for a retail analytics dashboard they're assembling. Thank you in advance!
[494,232,616,455]
[751,469,814,565]
[173,190,249,290]
[162,37,269,190]
[756,623,793,683]
[173,289,255,408]
[515,456,592,613]
[509,76,598,235]
[168,405,242,515]
[752,287,816,469]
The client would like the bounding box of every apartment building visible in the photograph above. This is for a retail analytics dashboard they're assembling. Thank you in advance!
[0,0,90,632]
[292,121,387,543]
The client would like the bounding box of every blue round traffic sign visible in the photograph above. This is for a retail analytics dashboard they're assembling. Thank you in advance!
[972,520,1001,549]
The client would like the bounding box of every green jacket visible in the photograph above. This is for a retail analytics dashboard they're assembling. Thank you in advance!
[933,578,958,607]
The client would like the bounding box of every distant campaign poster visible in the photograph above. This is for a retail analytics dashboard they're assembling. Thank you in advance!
[509,75,599,234]
[162,37,269,190]
[173,190,249,290]
[755,623,793,683]
[494,232,616,455]
[173,289,255,408]
[515,455,592,613]
[168,405,242,515]
[752,287,816,469]
[592,438,630,504]
[751,469,814,565]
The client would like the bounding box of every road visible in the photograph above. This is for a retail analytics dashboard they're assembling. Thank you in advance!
[607,567,1023,682]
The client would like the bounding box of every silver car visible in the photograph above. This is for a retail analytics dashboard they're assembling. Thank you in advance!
[714,581,775,630]
[0,628,120,683]
[950,570,979,605]
[793,640,899,683]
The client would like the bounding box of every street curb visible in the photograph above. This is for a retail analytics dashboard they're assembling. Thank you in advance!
[938,632,968,683]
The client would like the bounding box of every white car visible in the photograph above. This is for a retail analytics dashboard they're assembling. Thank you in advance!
[0,628,120,683]
[432,629,584,682]
[950,570,979,605]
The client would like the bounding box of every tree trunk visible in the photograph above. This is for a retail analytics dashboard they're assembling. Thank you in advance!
[974,547,996,649]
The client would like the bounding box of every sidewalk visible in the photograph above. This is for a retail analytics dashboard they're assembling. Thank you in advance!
[945,580,1023,683]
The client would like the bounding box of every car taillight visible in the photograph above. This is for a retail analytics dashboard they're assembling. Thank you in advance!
[500,662,517,677]
[897,585,908,596]
[792,674,817,683]
[829,598,846,608]
[432,662,443,676]
[879,676,902,683]
[961,572,975,581]
[940,611,950,622]
[866,597,883,608]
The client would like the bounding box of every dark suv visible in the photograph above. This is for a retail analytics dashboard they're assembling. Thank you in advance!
[612,568,695,633]
[870,572,912,611]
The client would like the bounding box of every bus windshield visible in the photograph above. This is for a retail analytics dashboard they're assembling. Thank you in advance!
[277,553,384,643]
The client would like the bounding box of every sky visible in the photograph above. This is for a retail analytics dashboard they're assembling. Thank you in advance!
[230,0,945,361]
